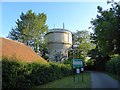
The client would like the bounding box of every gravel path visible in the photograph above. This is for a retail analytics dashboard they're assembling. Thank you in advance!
[90,71,120,89]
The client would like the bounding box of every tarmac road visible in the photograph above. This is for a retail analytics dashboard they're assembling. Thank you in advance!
[90,71,120,89]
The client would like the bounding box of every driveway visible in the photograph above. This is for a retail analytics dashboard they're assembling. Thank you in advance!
[90,71,120,89]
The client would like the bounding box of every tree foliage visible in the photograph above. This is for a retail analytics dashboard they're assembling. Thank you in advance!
[8,10,48,55]
[88,1,120,71]
[71,30,95,61]
[90,2,120,55]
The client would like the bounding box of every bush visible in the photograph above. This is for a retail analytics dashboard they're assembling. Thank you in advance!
[63,59,72,64]
[2,57,72,89]
[105,55,120,75]
[84,59,94,70]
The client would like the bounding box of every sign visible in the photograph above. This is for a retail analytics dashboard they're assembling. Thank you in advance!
[76,68,80,74]
[73,59,83,68]
[81,68,84,71]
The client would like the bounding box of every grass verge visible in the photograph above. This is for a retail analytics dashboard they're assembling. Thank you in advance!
[105,72,120,82]
[32,71,90,88]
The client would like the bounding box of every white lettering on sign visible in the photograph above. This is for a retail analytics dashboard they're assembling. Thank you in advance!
[73,59,83,68]
[73,61,82,65]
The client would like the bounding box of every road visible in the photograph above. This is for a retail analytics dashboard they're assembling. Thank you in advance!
[90,71,120,89]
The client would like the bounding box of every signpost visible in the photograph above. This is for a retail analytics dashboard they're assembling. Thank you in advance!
[72,45,84,83]
[72,59,83,82]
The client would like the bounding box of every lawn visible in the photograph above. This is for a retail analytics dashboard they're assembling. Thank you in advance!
[33,71,90,88]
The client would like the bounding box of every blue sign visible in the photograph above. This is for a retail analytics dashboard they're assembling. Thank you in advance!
[73,59,83,68]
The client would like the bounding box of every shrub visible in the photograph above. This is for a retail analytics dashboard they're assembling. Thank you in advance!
[2,57,72,89]
[84,59,94,70]
[105,55,120,75]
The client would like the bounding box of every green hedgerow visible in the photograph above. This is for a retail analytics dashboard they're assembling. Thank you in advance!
[2,56,72,89]
[105,55,120,75]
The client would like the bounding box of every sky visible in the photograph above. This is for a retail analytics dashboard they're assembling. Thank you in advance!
[1,1,113,37]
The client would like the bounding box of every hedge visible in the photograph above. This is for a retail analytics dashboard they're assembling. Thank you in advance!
[105,55,120,75]
[2,57,72,89]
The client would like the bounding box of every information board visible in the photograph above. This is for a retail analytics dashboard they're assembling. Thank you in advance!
[73,59,83,68]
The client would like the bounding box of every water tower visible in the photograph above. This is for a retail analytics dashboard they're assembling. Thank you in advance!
[45,27,72,62]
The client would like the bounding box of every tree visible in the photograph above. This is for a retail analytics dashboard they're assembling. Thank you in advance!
[89,1,120,70]
[72,30,95,61]
[8,10,48,55]
[90,2,120,55]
